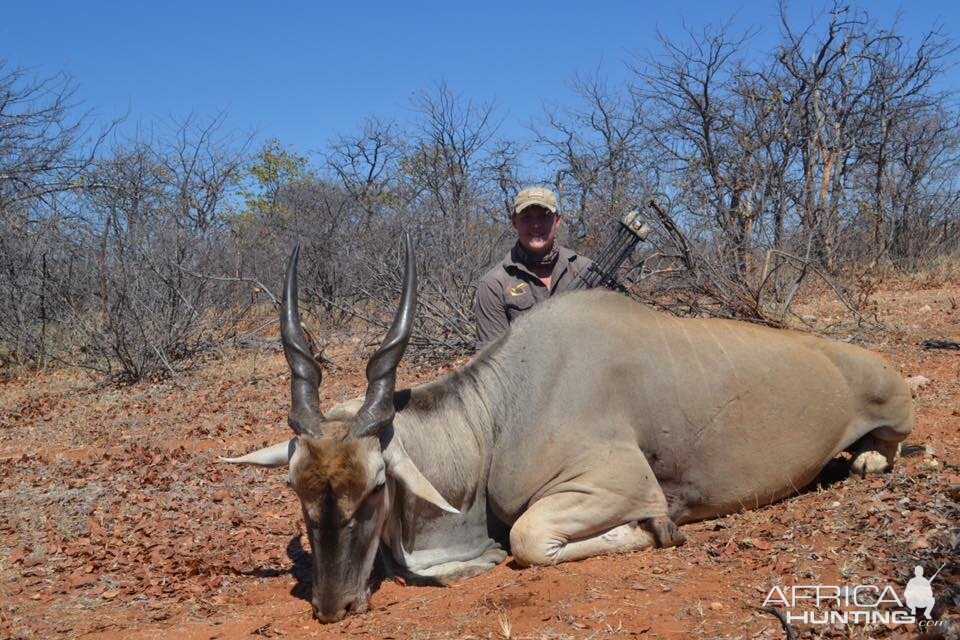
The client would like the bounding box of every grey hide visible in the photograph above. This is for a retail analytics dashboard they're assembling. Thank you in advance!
[230,287,913,620]
[330,290,909,571]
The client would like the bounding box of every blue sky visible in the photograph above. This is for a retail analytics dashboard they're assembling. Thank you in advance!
[4,1,957,176]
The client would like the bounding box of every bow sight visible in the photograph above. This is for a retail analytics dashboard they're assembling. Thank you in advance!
[573,203,654,291]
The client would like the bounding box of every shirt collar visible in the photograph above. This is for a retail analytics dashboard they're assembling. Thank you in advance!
[503,244,578,288]
[510,242,558,268]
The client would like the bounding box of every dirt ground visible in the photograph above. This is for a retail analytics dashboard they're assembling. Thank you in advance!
[1,281,958,640]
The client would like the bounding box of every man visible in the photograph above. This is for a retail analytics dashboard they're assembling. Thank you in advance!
[473,186,592,350]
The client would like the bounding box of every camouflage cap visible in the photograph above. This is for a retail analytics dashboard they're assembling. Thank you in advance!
[513,186,558,215]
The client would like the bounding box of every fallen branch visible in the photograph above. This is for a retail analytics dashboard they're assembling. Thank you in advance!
[234,335,281,350]
[921,339,960,350]
[648,199,696,274]
[759,606,797,640]
[766,250,882,329]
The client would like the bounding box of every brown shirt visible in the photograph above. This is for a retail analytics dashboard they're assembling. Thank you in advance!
[473,244,593,350]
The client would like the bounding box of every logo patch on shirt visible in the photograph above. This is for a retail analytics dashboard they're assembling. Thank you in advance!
[507,282,528,297]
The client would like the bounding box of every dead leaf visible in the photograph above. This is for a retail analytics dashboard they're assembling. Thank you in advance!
[21,554,42,568]
[69,574,98,588]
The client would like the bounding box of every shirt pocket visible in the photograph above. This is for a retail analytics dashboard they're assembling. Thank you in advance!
[504,287,536,322]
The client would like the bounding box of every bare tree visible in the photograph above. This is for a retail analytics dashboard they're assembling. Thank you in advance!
[766,2,956,271]
[0,62,106,210]
[0,63,110,367]
[326,117,406,222]
[311,84,515,357]
[407,82,498,223]
[4,6,958,377]
[638,24,765,275]
[535,73,650,243]
[33,119,252,380]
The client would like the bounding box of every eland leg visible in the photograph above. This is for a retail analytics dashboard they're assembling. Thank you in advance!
[849,382,914,477]
[385,545,507,584]
[508,451,683,567]
[405,546,507,582]
[849,422,912,478]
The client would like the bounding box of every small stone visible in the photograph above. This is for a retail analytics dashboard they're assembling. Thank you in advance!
[918,305,933,313]
[709,602,724,611]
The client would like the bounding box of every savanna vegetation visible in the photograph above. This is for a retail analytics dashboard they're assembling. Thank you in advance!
[2,3,958,382]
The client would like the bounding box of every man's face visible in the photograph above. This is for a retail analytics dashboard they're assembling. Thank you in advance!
[512,206,561,256]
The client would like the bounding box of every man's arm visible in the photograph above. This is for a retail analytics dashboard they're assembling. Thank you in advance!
[473,278,510,351]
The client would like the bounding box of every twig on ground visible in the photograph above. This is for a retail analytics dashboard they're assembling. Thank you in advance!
[921,339,960,350]
[759,606,797,640]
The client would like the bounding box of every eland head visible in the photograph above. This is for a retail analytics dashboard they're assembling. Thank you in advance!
[223,237,457,622]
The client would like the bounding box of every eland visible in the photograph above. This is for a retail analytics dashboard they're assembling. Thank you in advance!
[224,238,913,622]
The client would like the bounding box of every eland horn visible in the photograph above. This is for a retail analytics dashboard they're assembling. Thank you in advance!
[281,244,324,437]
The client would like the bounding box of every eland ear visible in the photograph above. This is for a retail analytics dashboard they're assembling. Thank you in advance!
[382,436,459,514]
[220,439,297,467]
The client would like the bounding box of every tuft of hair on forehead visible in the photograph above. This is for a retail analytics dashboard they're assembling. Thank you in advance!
[294,435,372,502]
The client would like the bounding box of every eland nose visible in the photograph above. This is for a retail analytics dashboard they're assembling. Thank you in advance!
[312,594,360,623]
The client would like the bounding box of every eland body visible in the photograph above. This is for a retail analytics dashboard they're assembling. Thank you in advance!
[226,240,913,622]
